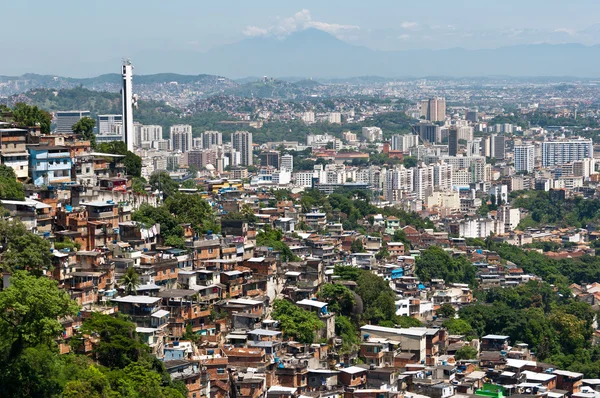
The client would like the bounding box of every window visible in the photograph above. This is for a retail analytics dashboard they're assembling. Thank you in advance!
[208,248,214,254]
[217,368,225,374]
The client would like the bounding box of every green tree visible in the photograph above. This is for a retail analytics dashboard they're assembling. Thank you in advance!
[79,313,148,369]
[454,345,478,360]
[0,271,79,360]
[436,304,456,318]
[119,267,140,296]
[150,171,179,198]
[3,232,53,276]
[271,300,324,343]
[256,226,298,262]
[72,116,96,148]
[97,141,142,178]
[11,103,52,133]
[415,246,476,286]
[442,318,476,339]
[318,283,356,316]
[0,164,25,200]
[350,239,364,253]
[334,265,362,281]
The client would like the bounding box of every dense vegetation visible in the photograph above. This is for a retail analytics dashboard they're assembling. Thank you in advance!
[133,192,220,248]
[458,281,600,377]
[0,165,25,200]
[0,271,186,397]
[271,300,324,344]
[512,190,600,229]
[415,246,477,286]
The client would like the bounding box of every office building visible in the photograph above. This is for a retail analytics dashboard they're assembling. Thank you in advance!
[514,144,535,173]
[260,151,280,168]
[490,134,506,160]
[412,122,440,144]
[202,131,222,149]
[420,97,446,122]
[55,111,90,134]
[121,60,134,151]
[542,138,594,167]
[466,110,478,123]
[457,126,474,141]
[281,154,293,171]
[170,124,193,153]
[231,131,253,166]
[97,114,122,135]
[448,128,458,156]
[140,125,162,143]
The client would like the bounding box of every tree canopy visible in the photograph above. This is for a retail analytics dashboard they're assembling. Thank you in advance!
[415,246,476,286]
[0,164,25,200]
[271,300,324,343]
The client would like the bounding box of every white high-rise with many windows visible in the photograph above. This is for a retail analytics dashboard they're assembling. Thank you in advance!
[514,144,535,173]
[542,138,593,166]
[231,131,253,166]
[121,61,134,151]
[170,125,193,153]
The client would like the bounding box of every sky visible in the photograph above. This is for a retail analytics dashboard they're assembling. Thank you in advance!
[2,0,600,76]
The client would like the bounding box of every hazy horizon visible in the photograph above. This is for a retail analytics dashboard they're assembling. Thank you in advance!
[3,0,600,77]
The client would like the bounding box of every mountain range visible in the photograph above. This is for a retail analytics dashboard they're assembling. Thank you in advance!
[112,28,600,78]
[2,28,600,83]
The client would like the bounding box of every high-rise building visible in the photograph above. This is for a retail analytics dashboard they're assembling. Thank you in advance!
[412,122,440,143]
[448,128,458,156]
[362,127,383,142]
[231,131,253,166]
[55,111,90,134]
[542,138,593,167]
[420,97,446,122]
[490,134,506,160]
[457,126,474,141]
[329,112,342,124]
[141,125,163,143]
[97,114,122,135]
[188,149,217,170]
[514,144,535,173]
[260,151,280,168]
[202,131,222,149]
[391,134,419,151]
[281,154,293,171]
[170,125,193,153]
[121,61,134,151]
[466,110,478,123]
[302,112,315,124]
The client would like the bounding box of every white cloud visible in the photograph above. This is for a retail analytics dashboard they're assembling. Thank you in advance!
[401,22,418,30]
[398,34,410,40]
[243,25,269,37]
[243,9,359,37]
[554,27,577,36]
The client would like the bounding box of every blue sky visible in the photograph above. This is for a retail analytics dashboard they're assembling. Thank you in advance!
[2,0,600,76]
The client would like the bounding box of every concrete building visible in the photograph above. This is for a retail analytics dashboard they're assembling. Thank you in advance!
[170,125,193,153]
[391,134,419,152]
[420,97,446,122]
[362,127,383,142]
[302,112,315,124]
[514,144,535,173]
[281,154,293,171]
[412,122,440,144]
[121,60,134,151]
[490,134,506,160]
[202,131,222,149]
[448,128,458,156]
[0,128,29,179]
[260,151,280,169]
[28,145,72,186]
[542,138,594,166]
[97,114,122,135]
[231,131,253,166]
[55,111,90,134]
[328,112,341,124]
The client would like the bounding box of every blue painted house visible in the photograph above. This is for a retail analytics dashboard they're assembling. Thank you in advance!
[28,145,72,186]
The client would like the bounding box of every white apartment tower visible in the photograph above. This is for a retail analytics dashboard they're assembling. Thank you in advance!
[170,125,193,153]
[541,138,594,167]
[202,131,223,149]
[121,61,134,152]
[281,154,293,171]
[514,144,535,173]
[231,131,253,166]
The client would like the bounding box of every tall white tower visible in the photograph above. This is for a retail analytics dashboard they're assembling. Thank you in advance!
[121,60,134,152]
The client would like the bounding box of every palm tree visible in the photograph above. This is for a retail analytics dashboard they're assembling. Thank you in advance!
[120,267,140,295]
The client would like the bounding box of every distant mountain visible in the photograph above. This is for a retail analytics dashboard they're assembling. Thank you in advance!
[222,78,322,99]
[129,28,600,78]
[0,73,237,97]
